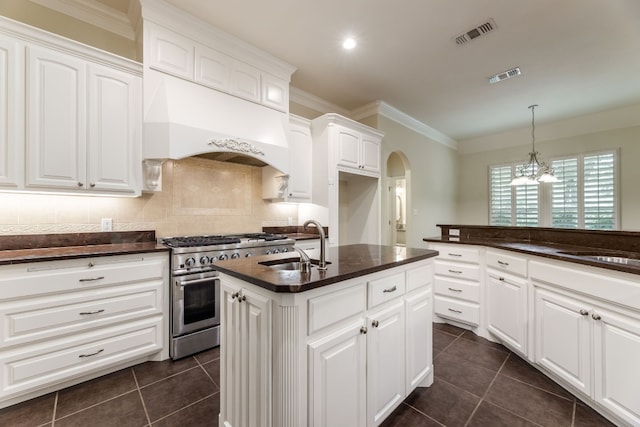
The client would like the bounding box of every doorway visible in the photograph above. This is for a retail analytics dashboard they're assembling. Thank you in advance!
[386,152,410,247]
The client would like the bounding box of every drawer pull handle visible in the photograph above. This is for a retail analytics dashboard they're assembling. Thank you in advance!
[79,309,105,315]
[78,348,104,358]
[499,277,505,282]
[448,253,462,257]
[383,286,397,293]
[448,287,463,292]
[372,320,380,328]
[360,326,368,334]
[79,276,105,282]
[579,309,589,316]
[497,260,509,266]
[448,269,462,274]
[448,308,463,314]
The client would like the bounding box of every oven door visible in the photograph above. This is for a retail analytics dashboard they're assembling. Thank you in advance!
[172,271,220,337]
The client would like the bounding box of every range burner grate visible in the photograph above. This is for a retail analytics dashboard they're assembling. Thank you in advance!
[162,235,242,248]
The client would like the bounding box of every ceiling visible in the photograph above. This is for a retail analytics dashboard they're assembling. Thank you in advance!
[107,0,640,141]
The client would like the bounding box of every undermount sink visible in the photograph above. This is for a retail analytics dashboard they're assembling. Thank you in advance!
[557,250,640,266]
[258,258,331,271]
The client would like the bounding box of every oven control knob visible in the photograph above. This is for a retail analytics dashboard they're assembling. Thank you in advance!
[210,256,219,262]
[273,248,280,254]
[184,257,196,268]
[219,253,228,260]
[231,253,240,259]
[245,252,252,257]
[199,256,210,265]
[281,247,289,253]
[266,250,272,255]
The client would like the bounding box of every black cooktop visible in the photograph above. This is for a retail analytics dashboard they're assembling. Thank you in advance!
[162,233,288,248]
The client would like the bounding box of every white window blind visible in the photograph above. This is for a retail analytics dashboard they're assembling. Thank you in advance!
[551,158,578,228]
[515,184,539,226]
[583,152,616,230]
[490,165,512,226]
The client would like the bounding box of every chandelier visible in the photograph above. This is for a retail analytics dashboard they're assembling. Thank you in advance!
[510,104,558,185]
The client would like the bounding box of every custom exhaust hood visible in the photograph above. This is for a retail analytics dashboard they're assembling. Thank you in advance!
[143,70,290,174]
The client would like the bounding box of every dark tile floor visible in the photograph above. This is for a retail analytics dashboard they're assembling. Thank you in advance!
[0,323,618,427]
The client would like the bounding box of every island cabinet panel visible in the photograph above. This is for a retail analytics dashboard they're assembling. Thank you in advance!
[485,271,528,356]
[218,258,434,427]
[308,320,367,427]
[0,252,168,409]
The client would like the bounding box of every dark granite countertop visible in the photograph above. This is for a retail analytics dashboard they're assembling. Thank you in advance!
[424,235,640,276]
[212,244,438,293]
[0,231,168,265]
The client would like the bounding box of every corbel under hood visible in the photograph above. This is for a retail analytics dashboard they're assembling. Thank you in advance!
[143,70,290,174]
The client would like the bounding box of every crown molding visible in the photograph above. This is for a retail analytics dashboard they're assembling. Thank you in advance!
[352,101,458,150]
[29,0,136,40]
[289,87,350,117]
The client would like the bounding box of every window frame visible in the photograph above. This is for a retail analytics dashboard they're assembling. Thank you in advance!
[488,149,619,229]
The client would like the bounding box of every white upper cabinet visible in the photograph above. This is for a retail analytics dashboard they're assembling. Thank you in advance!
[148,23,194,80]
[286,115,312,201]
[26,45,87,190]
[1,17,142,196]
[335,124,381,175]
[0,36,23,189]
[144,19,294,112]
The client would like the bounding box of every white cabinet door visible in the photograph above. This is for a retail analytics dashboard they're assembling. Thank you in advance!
[194,43,232,92]
[486,272,528,355]
[221,285,271,427]
[286,118,312,201]
[26,45,86,190]
[405,288,433,394]
[231,60,261,103]
[361,136,380,173]
[261,72,288,112]
[593,307,640,426]
[336,126,360,170]
[308,320,367,427]
[147,23,194,80]
[0,37,22,188]
[367,300,405,427]
[534,286,591,395]
[87,64,140,194]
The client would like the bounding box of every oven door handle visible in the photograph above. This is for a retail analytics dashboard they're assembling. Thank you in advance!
[176,277,217,287]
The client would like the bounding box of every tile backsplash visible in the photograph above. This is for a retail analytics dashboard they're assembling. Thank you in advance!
[0,158,298,237]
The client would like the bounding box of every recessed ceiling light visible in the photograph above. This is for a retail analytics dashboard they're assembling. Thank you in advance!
[342,37,357,50]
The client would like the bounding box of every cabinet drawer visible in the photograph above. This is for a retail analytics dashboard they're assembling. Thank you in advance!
[434,260,480,281]
[308,284,366,335]
[434,277,480,303]
[0,317,162,399]
[431,245,480,263]
[0,254,167,299]
[406,262,433,293]
[368,272,405,308]
[486,250,527,277]
[434,296,479,326]
[0,281,163,348]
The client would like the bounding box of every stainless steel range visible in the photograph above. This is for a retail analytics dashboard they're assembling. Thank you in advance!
[162,233,295,359]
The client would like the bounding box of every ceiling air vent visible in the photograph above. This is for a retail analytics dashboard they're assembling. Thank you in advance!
[488,67,522,84]
[455,19,497,45]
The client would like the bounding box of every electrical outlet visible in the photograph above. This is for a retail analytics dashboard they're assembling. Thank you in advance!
[449,228,460,236]
[101,218,113,232]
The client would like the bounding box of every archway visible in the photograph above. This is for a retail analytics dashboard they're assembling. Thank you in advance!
[386,151,411,246]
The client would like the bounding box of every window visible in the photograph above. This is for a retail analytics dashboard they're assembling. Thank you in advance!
[489,150,617,229]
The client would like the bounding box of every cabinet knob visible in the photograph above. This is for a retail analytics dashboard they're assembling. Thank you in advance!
[231,291,240,300]
[360,326,367,334]
[592,313,602,321]
[77,182,84,187]
[579,309,589,316]
[372,320,379,328]
[90,183,96,188]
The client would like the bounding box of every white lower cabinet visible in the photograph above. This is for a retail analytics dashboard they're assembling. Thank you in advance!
[486,271,528,356]
[219,259,434,427]
[0,253,168,408]
[308,320,367,427]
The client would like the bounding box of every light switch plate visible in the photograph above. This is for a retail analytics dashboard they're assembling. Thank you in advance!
[449,228,460,236]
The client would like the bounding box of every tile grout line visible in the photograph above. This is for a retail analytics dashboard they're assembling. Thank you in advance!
[51,392,58,427]
[462,351,511,427]
[132,367,152,426]
[147,392,220,425]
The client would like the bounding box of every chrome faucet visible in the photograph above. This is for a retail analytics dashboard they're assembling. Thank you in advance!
[294,247,312,273]
[303,219,327,270]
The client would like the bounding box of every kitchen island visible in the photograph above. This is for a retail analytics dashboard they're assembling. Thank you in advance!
[213,244,438,427]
